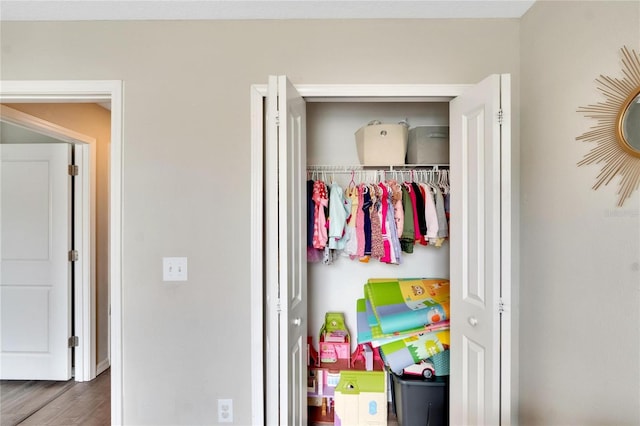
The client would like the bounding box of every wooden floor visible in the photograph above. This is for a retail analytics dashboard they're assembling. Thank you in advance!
[1,369,110,426]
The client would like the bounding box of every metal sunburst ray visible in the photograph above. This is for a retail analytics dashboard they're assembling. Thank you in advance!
[577,46,640,207]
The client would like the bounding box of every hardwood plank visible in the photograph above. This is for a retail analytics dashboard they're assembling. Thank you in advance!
[0,370,110,426]
[19,370,110,426]
[1,379,75,426]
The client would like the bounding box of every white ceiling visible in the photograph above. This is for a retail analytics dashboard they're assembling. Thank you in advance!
[0,0,536,21]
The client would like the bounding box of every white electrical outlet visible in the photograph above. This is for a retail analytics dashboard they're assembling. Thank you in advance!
[218,398,233,423]
[162,257,188,281]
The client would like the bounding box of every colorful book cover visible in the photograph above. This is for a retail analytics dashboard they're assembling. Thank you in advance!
[365,278,450,334]
[379,329,450,375]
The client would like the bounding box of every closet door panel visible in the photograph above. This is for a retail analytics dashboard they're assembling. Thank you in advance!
[264,76,279,426]
[264,75,308,426]
[450,74,503,426]
[277,75,308,426]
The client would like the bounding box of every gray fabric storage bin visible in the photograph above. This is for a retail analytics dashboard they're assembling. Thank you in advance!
[406,126,449,164]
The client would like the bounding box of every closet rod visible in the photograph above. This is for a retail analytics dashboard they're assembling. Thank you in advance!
[307,164,448,171]
[306,168,450,186]
[306,170,450,175]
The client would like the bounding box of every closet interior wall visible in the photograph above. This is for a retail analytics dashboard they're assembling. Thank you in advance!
[305,100,452,345]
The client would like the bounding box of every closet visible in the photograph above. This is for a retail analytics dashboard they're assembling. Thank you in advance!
[250,75,514,426]
[305,101,451,347]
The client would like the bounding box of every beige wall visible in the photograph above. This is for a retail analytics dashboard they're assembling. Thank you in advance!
[3,5,638,425]
[1,19,521,425]
[5,103,112,369]
[520,1,640,425]
[3,6,639,424]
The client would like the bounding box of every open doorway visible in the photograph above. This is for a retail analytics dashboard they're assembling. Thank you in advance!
[0,80,123,425]
[0,117,110,425]
[1,104,108,382]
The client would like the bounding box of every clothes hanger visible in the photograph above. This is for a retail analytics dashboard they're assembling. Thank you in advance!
[348,170,356,190]
[441,170,450,194]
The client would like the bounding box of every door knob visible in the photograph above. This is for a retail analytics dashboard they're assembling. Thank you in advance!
[468,317,478,327]
[293,318,302,326]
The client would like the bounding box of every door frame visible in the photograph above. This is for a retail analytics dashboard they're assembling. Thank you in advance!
[249,82,493,423]
[1,105,98,382]
[0,80,124,425]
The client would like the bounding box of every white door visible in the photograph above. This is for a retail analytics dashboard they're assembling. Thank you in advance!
[450,74,511,425]
[1,143,73,380]
[265,75,308,425]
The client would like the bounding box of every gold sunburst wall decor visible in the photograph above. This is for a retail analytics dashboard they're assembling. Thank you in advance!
[577,45,640,207]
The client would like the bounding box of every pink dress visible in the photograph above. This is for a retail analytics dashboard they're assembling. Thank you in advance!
[312,180,328,249]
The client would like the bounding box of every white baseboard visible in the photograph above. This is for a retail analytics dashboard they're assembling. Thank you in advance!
[97,358,111,375]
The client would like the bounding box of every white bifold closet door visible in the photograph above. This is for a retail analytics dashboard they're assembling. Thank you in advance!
[264,74,512,426]
[450,74,511,426]
[265,75,308,426]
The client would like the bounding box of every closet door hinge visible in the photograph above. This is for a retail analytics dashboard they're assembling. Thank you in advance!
[68,250,79,262]
[497,109,504,126]
[68,164,79,176]
[68,336,79,348]
[275,111,281,127]
[276,298,282,313]
[498,298,505,314]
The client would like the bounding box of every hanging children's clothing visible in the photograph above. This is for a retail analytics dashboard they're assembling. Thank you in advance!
[306,167,450,265]
[328,182,351,250]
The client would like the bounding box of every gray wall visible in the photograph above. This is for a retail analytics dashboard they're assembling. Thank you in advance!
[520,1,640,425]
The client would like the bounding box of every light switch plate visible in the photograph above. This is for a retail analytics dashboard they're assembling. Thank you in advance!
[162,257,188,281]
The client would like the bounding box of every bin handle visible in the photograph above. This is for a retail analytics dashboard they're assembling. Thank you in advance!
[366,119,410,127]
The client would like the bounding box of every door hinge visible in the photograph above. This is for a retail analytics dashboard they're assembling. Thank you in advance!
[68,336,79,348]
[276,298,282,313]
[498,298,505,314]
[275,111,280,127]
[497,109,504,126]
[68,250,79,262]
[68,164,79,176]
